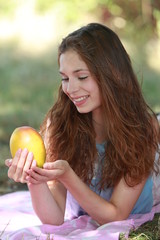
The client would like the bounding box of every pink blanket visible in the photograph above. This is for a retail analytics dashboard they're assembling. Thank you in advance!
[0,191,160,240]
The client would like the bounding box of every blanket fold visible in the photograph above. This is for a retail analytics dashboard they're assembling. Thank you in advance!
[0,191,160,240]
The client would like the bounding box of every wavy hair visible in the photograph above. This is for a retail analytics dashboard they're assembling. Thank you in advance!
[41,23,159,189]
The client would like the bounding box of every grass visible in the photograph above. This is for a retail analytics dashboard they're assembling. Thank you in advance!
[0,41,59,137]
[120,213,160,240]
[0,41,60,186]
[0,39,160,239]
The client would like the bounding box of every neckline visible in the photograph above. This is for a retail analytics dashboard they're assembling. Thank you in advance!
[96,141,106,146]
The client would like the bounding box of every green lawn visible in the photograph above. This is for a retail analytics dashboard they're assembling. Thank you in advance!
[120,213,160,239]
[0,42,60,185]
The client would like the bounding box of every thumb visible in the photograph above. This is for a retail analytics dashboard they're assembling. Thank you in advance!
[43,162,56,169]
[5,159,12,167]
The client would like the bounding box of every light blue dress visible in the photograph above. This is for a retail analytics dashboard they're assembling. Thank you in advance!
[65,142,159,220]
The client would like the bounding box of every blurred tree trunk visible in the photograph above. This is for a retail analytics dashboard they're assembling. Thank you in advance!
[141,0,156,30]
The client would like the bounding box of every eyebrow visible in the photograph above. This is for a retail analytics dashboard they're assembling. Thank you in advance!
[59,69,89,74]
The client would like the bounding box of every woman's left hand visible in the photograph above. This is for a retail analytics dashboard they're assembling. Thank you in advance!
[26,160,70,184]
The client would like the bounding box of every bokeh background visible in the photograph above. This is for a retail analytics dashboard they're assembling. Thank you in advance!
[0,0,160,193]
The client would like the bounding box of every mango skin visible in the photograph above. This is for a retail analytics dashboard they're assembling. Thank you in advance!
[10,126,46,168]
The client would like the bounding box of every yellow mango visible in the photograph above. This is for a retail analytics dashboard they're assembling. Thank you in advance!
[10,126,46,168]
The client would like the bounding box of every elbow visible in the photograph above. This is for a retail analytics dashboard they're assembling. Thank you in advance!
[41,218,65,226]
[96,209,129,226]
[98,218,119,226]
[34,208,65,226]
[98,215,127,226]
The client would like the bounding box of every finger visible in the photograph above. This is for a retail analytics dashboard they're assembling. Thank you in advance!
[44,160,69,170]
[5,159,12,167]
[27,169,46,181]
[31,159,37,168]
[26,175,41,184]
[24,160,37,179]
[43,162,58,169]
[21,152,34,182]
[15,148,29,180]
[30,165,46,175]
[8,149,22,179]
[20,179,28,184]
[23,152,34,171]
[10,149,22,171]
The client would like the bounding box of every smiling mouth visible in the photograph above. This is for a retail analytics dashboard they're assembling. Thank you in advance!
[72,95,89,103]
[70,95,89,106]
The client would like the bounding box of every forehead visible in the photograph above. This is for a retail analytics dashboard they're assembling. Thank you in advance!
[59,50,88,72]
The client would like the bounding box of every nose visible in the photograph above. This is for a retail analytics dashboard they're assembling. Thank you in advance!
[66,78,79,95]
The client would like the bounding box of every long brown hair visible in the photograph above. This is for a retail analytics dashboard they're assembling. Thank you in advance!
[41,23,159,189]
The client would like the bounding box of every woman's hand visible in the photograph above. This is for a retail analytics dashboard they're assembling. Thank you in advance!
[5,148,35,183]
[26,160,71,185]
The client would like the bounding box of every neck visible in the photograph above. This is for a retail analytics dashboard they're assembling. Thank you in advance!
[92,109,105,144]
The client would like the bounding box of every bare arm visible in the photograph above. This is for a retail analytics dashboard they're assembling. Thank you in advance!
[5,149,147,225]
[59,166,146,225]
[28,181,66,225]
[30,160,147,225]
[5,149,67,226]
[27,119,66,225]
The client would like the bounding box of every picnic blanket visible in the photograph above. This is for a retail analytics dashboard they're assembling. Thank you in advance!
[0,191,160,240]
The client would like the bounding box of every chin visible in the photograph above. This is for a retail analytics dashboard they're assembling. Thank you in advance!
[76,107,91,114]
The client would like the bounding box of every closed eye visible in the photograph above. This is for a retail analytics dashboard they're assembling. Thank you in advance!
[61,77,69,81]
[78,76,88,80]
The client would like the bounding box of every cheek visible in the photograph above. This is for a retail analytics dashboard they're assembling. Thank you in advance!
[62,83,67,94]
[62,84,71,100]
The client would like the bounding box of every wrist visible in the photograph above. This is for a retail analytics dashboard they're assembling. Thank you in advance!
[58,163,73,185]
[27,181,47,190]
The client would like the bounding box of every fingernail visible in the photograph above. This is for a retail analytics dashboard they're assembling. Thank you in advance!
[8,159,12,164]
[31,160,37,168]
[33,160,37,166]
[16,149,22,155]
[22,148,28,154]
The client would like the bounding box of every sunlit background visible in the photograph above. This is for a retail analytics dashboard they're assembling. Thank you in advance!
[0,0,160,192]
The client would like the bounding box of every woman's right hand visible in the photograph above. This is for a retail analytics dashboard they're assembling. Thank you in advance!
[5,148,35,183]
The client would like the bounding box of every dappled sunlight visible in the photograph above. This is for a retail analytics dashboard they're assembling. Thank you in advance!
[0,1,58,55]
[146,39,160,73]
[0,0,95,56]
[0,1,88,56]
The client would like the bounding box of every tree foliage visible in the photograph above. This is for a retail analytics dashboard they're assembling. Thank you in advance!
[0,0,160,40]
[34,0,160,38]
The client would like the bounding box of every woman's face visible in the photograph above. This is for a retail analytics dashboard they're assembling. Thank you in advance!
[59,50,102,117]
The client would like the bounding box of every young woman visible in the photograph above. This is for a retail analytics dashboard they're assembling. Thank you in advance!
[5,23,160,226]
